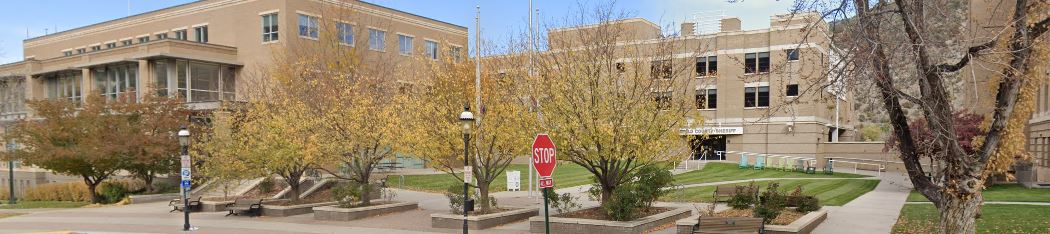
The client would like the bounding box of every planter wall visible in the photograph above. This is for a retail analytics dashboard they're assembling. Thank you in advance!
[261,201,339,217]
[674,209,828,234]
[313,201,418,221]
[128,193,179,204]
[431,207,539,229]
[529,207,690,234]
[200,201,232,212]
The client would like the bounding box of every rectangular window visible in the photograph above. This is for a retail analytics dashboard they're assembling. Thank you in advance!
[105,42,117,49]
[786,49,799,61]
[449,46,462,61]
[696,89,717,109]
[156,33,168,40]
[298,14,318,39]
[786,84,799,97]
[695,56,717,76]
[744,52,770,74]
[744,86,770,108]
[262,13,279,42]
[93,63,139,100]
[91,45,102,51]
[369,29,386,51]
[650,60,672,79]
[154,60,169,97]
[653,92,672,110]
[337,22,353,45]
[398,34,414,55]
[174,30,188,40]
[194,25,209,43]
[138,36,150,43]
[425,40,439,60]
[63,51,72,56]
[76,48,86,54]
[163,60,234,102]
[121,39,133,46]
[45,71,82,102]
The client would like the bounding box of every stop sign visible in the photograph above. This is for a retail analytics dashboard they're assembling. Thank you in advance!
[532,134,557,178]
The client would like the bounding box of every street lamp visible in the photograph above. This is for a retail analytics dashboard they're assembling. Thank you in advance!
[6,140,16,205]
[177,126,191,231]
[458,105,475,234]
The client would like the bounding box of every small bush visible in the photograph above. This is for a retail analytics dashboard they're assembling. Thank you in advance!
[604,184,644,221]
[543,189,582,213]
[444,185,496,215]
[792,196,822,213]
[98,182,129,204]
[727,182,759,210]
[257,177,276,195]
[16,182,91,202]
[601,164,676,221]
[331,183,363,208]
[753,182,786,223]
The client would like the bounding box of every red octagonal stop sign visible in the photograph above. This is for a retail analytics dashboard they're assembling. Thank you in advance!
[532,134,557,180]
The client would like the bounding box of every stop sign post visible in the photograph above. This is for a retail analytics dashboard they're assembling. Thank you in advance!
[532,134,556,234]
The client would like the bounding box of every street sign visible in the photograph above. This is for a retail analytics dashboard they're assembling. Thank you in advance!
[463,166,473,183]
[181,180,191,189]
[538,176,554,188]
[507,171,521,191]
[531,134,557,178]
[180,168,192,180]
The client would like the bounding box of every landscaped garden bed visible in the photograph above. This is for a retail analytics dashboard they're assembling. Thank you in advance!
[431,207,538,229]
[313,201,418,221]
[671,162,868,186]
[661,179,880,206]
[259,181,337,217]
[528,206,691,233]
[674,208,827,234]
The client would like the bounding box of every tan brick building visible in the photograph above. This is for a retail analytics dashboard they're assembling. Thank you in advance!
[0,0,467,188]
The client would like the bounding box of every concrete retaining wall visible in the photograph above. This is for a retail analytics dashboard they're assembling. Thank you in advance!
[431,207,538,229]
[313,201,418,221]
[530,207,690,234]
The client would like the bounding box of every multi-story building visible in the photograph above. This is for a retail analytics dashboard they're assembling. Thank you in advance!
[531,13,855,161]
[0,0,468,191]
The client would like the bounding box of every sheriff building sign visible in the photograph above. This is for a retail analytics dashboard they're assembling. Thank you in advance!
[679,127,744,135]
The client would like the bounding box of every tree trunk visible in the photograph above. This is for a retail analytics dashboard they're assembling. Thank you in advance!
[478,182,491,213]
[599,181,615,206]
[359,172,372,206]
[287,178,301,202]
[87,183,101,204]
[141,172,155,194]
[937,194,982,234]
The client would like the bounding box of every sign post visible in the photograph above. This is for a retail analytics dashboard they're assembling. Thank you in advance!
[531,134,557,234]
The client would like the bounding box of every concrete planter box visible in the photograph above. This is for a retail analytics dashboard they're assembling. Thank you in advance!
[128,193,179,204]
[431,207,539,229]
[261,201,338,217]
[674,209,828,234]
[199,200,233,212]
[313,201,418,221]
[529,207,691,233]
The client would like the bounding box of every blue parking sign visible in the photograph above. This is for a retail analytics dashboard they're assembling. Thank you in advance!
[181,180,191,188]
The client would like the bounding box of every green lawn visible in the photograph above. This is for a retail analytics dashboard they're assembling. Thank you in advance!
[0,201,89,209]
[892,204,1050,233]
[395,164,594,193]
[672,162,868,186]
[660,179,880,206]
[907,184,1050,202]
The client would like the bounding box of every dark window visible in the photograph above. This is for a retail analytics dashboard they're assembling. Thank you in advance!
[786,84,799,96]
[744,87,756,107]
[91,45,102,51]
[695,56,717,76]
[616,62,625,73]
[262,13,279,42]
[696,89,717,109]
[757,86,769,107]
[786,49,799,61]
[194,25,209,43]
[758,52,770,73]
[745,53,756,74]
[174,30,188,40]
[745,52,770,73]
[138,36,150,43]
[654,92,672,110]
[121,40,133,46]
[651,60,672,79]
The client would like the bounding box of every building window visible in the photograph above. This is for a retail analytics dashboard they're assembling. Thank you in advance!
[744,86,770,108]
[425,40,439,60]
[616,62,626,73]
[786,84,799,97]
[298,14,318,39]
[121,39,133,46]
[138,36,150,43]
[369,29,386,51]
[93,63,138,100]
[449,46,462,61]
[156,33,168,40]
[786,49,799,61]
[653,92,672,110]
[76,48,86,54]
[45,71,82,102]
[154,59,235,102]
[194,25,209,43]
[174,30,188,40]
[650,60,672,79]
[337,22,353,45]
[105,42,117,49]
[696,89,717,109]
[398,34,414,55]
[695,56,717,76]
[262,13,279,42]
[63,51,72,56]
[744,52,770,74]
[0,78,27,113]
[91,45,102,51]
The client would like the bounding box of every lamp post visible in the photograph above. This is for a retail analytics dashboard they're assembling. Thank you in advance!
[177,126,191,231]
[6,140,15,205]
[459,106,475,234]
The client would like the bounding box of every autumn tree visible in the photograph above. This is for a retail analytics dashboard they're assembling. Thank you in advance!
[194,108,259,200]
[526,5,697,206]
[111,94,189,193]
[237,100,324,201]
[792,0,1050,232]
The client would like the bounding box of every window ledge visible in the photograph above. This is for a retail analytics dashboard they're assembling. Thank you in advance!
[298,35,319,41]
[744,107,770,110]
[695,75,717,79]
[369,48,386,52]
[699,108,717,111]
[340,42,354,47]
[262,40,280,45]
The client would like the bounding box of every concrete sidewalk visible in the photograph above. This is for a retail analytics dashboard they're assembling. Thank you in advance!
[812,172,912,234]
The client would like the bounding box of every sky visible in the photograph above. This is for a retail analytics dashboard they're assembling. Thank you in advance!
[0,0,796,64]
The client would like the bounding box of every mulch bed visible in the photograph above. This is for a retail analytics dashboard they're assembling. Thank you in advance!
[555,207,671,221]
[714,208,804,225]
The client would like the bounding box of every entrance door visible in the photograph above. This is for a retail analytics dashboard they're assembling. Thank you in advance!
[690,135,727,160]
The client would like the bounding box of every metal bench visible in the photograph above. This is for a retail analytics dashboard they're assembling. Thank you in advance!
[693,216,764,234]
[225,198,263,217]
[169,196,201,212]
[713,185,738,202]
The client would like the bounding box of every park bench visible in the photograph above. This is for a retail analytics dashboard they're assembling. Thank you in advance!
[225,198,263,217]
[713,185,738,202]
[692,216,764,234]
[168,196,201,212]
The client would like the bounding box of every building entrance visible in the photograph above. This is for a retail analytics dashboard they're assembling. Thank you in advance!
[690,135,727,160]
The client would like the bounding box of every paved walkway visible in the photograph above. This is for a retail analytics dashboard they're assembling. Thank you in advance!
[812,171,913,234]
